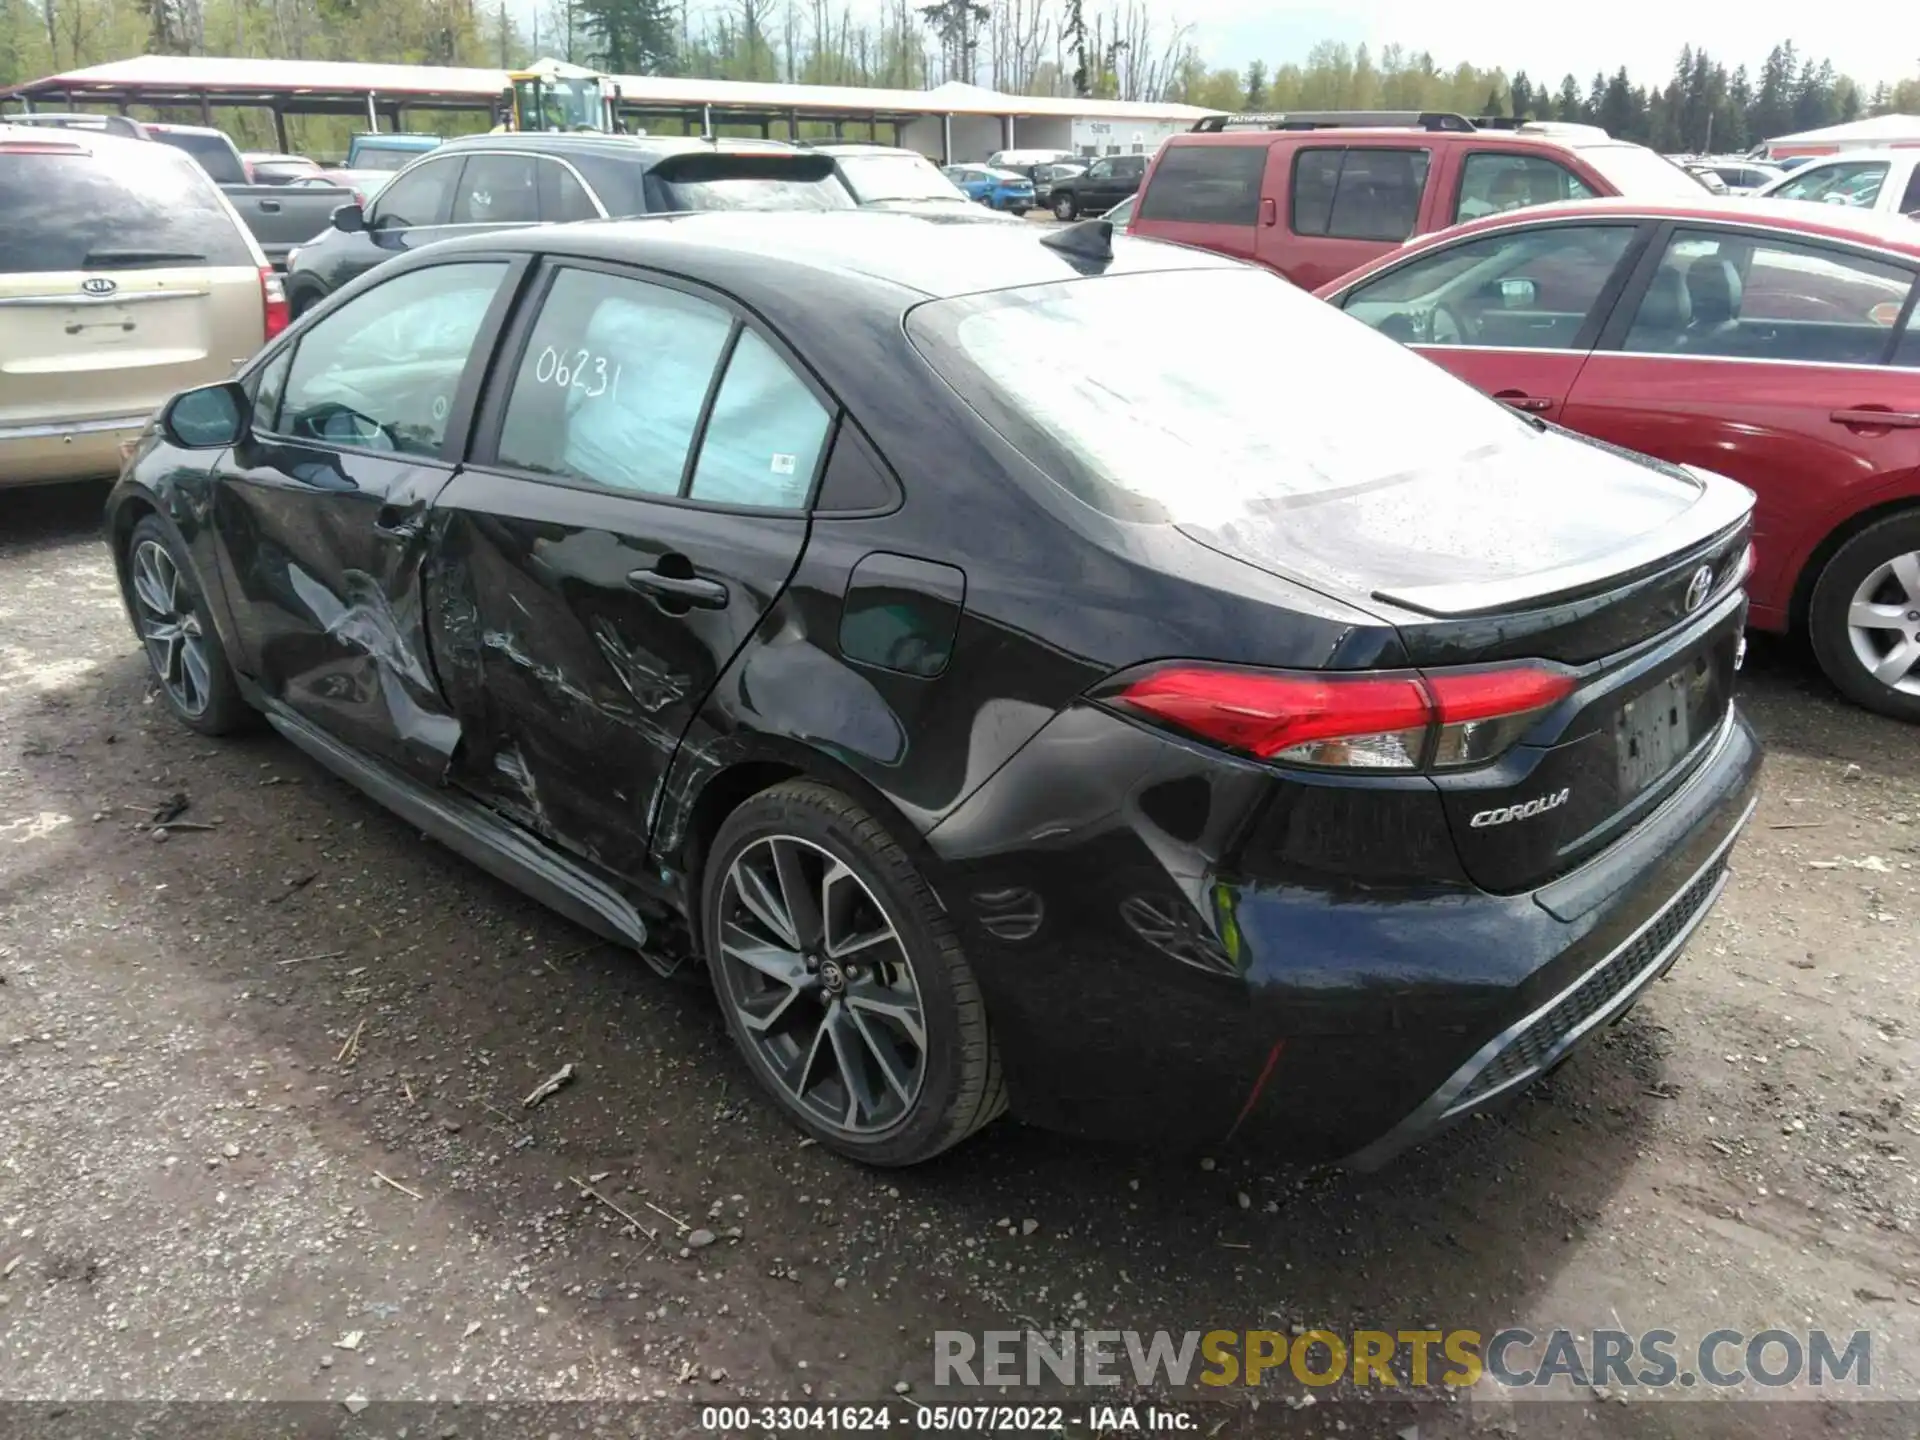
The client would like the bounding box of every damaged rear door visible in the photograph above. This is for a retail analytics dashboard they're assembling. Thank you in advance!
[426,260,830,880]
[211,257,525,775]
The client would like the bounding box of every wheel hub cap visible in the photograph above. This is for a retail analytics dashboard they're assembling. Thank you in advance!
[130,539,213,717]
[1844,548,1920,698]
[714,835,927,1137]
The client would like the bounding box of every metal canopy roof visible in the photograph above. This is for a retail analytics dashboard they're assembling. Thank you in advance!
[2,54,1217,124]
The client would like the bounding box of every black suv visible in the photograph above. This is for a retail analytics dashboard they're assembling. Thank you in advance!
[1047,152,1148,220]
[285,132,852,313]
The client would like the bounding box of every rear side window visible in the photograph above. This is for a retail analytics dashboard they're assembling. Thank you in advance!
[537,159,599,221]
[0,143,253,273]
[1770,159,1890,208]
[497,268,734,494]
[1454,153,1594,222]
[152,130,246,185]
[687,330,831,508]
[1137,144,1267,225]
[1292,147,1429,242]
[644,155,855,213]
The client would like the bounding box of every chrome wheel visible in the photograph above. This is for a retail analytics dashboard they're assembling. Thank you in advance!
[130,539,213,717]
[714,835,926,1136]
[1845,549,1920,698]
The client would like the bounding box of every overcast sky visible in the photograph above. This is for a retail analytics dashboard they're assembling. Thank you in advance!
[1186,0,1906,89]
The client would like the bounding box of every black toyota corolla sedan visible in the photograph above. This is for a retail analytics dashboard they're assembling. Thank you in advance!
[106,212,1762,1168]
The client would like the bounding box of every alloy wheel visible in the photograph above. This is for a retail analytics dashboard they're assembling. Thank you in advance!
[714,834,927,1137]
[1844,549,1920,699]
[130,539,214,717]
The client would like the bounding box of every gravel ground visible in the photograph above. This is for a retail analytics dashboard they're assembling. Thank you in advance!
[3,480,1918,1438]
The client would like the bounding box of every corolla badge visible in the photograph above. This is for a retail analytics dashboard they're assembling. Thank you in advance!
[80,277,118,296]
[1470,788,1571,828]
[1684,565,1713,612]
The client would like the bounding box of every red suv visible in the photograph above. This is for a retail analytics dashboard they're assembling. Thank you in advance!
[1129,111,1709,290]
[1316,197,1920,720]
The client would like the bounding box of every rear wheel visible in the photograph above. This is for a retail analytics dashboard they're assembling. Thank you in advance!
[1053,192,1076,221]
[124,515,253,736]
[1808,511,1920,722]
[701,780,1005,1166]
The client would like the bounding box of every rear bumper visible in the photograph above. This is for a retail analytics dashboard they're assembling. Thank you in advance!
[0,413,150,486]
[924,699,1763,1162]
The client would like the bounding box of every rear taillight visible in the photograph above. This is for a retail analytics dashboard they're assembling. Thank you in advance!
[260,266,289,340]
[1099,661,1576,772]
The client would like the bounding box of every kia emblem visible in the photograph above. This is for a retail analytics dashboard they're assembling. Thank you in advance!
[80,277,118,296]
[1684,565,1713,612]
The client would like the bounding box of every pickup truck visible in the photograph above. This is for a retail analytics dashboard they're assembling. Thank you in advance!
[1754,149,1920,216]
[344,133,443,171]
[1128,112,1709,289]
[140,123,354,268]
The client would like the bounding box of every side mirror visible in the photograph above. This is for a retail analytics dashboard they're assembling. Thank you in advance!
[161,382,247,450]
[331,202,366,233]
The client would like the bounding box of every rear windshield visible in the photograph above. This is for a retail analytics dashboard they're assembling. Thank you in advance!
[1575,143,1711,198]
[644,154,855,212]
[906,267,1529,524]
[151,129,246,184]
[352,145,430,172]
[0,144,254,274]
[834,153,965,203]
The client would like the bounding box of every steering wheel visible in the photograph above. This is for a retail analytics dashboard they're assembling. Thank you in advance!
[299,400,396,452]
[1428,302,1473,345]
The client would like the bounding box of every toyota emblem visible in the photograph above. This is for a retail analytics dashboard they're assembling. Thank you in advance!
[80,277,118,296]
[1684,565,1713,612]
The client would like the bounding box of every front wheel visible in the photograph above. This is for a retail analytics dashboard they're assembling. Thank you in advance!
[1053,192,1077,221]
[702,780,1006,1166]
[1808,510,1920,722]
[123,515,254,735]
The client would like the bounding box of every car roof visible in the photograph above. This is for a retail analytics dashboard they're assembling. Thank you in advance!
[813,144,924,158]
[143,122,226,137]
[0,123,162,160]
[426,209,1237,300]
[1168,127,1624,158]
[1361,195,1920,270]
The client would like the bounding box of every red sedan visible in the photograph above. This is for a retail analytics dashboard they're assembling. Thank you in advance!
[1316,197,1920,721]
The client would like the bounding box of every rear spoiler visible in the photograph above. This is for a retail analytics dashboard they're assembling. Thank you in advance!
[649,151,837,184]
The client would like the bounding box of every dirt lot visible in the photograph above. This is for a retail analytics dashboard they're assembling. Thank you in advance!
[3,480,1918,1437]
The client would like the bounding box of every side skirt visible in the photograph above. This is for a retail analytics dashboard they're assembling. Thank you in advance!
[255,694,679,977]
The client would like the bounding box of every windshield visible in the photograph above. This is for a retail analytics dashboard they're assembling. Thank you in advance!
[907,267,1532,525]
[835,152,966,203]
[353,145,428,172]
[1575,143,1710,197]
[516,75,603,131]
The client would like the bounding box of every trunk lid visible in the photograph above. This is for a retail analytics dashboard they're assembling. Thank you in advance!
[1180,429,1755,894]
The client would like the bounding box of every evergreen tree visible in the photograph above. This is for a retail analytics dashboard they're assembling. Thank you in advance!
[577,0,676,73]
[1509,70,1532,121]
[1243,57,1266,109]
[1555,74,1583,123]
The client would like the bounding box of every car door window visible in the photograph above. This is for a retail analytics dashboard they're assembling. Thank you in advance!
[1292,147,1430,242]
[451,152,539,225]
[251,347,292,432]
[537,159,600,221]
[1620,228,1915,364]
[369,156,460,229]
[687,330,832,508]
[1896,303,1920,367]
[1342,224,1636,348]
[1136,143,1266,225]
[496,268,733,495]
[1900,167,1920,217]
[1771,160,1890,208]
[276,261,507,455]
[1086,159,1113,181]
[1455,152,1595,222]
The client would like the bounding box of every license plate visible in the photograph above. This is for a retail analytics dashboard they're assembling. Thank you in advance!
[1616,668,1696,797]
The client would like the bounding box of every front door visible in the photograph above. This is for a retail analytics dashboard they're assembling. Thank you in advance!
[429,260,830,882]
[211,257,522,776]
[1333,219,1649,422]
[1564,223,1920,625]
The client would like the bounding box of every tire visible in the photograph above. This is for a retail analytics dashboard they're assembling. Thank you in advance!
[123,514,255,736]
[1807,510,1920,722]
[1010,205,1029,217]
[701,780,1006,1166]
[1053,192,1076,221]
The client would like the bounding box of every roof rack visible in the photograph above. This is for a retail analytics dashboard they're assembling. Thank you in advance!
[1190,110,1534,135]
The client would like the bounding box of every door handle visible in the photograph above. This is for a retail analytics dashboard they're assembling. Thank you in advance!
[1494,391,1554,413]
[1260,196,1277,227]
[258,199,281,213]
[627,566,729,609]
[1831,407,1920,429]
